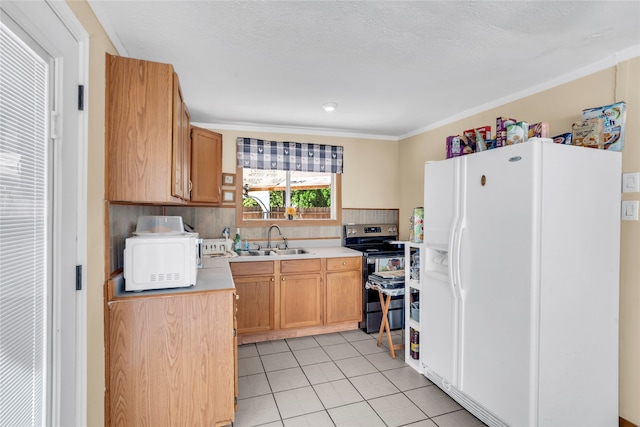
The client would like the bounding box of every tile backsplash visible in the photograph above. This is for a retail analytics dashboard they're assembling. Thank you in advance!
[108,205,398,274]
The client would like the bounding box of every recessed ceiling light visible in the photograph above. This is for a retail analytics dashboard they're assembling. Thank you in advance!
[322,102,337,112]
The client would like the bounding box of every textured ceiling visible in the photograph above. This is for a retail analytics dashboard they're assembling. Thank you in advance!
[89,1,640,139]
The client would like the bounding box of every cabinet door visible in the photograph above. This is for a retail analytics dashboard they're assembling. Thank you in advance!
[325,270,362,324]
[108,292,235,426]
[280,273,322,329]
[106,54,181,204]
[234,275,275,334]
[190,126,222,203]
[172,73,191,200]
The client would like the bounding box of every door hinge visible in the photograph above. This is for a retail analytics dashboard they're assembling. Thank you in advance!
[75,265,82,291]
[78,85,84,111]
[234,396,237,406]
[233,328,237,337]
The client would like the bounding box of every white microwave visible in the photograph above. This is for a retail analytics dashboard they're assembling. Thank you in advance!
[124,232,202,292]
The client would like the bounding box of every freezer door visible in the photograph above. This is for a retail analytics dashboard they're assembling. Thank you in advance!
[422,158,461,388]
[420,253,458,388]
[457,143,539,427]
[424,159,458,249]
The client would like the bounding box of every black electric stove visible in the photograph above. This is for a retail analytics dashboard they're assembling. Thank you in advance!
[342,224,406,333]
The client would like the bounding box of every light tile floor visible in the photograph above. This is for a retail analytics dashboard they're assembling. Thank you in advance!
[234,329,487,427]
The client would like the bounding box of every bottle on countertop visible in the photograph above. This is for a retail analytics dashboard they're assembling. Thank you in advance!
[234,228,242,252]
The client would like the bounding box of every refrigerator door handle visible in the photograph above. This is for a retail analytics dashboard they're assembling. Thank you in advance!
[452,224,465,295]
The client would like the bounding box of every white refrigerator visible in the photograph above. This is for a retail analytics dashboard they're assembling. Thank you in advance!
[420,139,621,427]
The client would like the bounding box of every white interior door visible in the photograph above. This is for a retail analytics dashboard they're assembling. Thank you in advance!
[0,1,87,425]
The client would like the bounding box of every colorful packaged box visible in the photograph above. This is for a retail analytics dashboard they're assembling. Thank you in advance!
[496,117,516,148]
[446,135,474,158]
[463,126,491,141]
[572,117,604,149]
[462,126,491,153]
[582,102,627,151]
[552,133,572,145]
[506,121,529,145]
[528,122,550,139]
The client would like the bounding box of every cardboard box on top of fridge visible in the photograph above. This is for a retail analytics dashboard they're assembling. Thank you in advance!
[552,133,572,145]
[581,101,626,151]
[463,126,492,153]
[446,135,473,158]
[496,117,516,148]
[506,121,529,145]
[572,117,605,149]
[528,122,550,139]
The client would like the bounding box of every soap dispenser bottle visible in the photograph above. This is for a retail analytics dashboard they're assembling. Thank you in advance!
[234,228,242,252]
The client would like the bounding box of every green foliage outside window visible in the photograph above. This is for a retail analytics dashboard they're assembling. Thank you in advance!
[242,189,330,208]
[291,189,331,207]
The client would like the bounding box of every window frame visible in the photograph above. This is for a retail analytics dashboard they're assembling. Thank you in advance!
[235,166,342,227]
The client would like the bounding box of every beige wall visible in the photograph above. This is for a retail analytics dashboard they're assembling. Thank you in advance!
[398,57,640,425]
[197,128,400,209]
[65,1,116,426]
[66,0,638,422]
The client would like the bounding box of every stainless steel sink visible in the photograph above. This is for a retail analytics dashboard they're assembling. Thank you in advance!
[236,248,308,257]
[271,248,308,255]
[236,249,276,257]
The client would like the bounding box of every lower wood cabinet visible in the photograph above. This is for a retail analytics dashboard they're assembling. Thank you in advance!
[230,261,275,335]
[230,256,361,338]
[325,257,363,324]
[280,273,322,329]
[108,290,235,427]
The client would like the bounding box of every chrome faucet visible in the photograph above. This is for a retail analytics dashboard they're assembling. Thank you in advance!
[267,224,282,249]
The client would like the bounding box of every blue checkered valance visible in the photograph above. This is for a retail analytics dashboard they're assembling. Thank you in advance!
[237,137,343,174]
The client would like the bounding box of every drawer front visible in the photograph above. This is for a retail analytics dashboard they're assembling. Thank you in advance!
[280,258,321,274]
[230,261,275,276]
[326,257,361,272]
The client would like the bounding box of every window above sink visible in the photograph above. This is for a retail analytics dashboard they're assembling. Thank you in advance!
[235,137,343,227]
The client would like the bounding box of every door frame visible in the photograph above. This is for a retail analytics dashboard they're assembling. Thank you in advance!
[0,1,89,425]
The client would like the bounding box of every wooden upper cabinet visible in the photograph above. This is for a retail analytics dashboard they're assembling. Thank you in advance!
[106,54,190,204]
[190,126,222,203]
[172,74,191,200]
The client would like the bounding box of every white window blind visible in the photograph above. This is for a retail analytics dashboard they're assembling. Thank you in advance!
[0,21,49,426]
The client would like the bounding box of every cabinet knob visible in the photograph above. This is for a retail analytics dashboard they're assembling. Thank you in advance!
[236,294,239,300]
[271,277,275,282]
[342,262,346,266]
[282,277,285,281]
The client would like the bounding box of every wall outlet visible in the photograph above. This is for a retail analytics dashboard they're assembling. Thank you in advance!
[202,238,232,255]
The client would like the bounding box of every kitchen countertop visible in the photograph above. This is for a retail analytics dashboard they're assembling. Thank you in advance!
[226,245,362,262]
[112,256,234,299]
[112,246,361,299]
